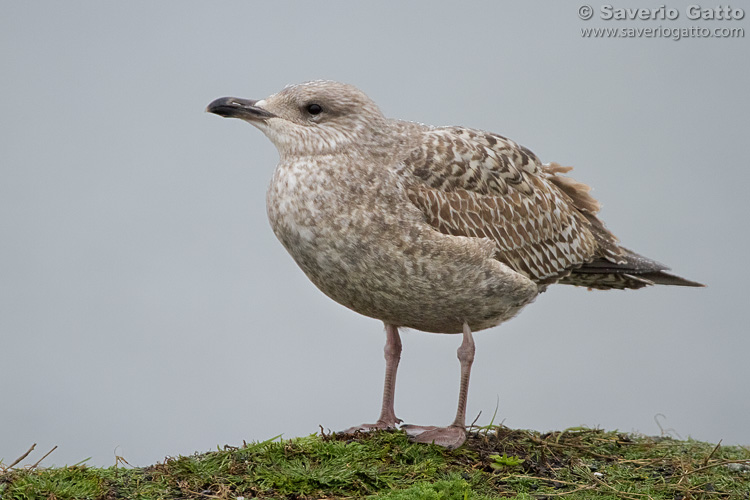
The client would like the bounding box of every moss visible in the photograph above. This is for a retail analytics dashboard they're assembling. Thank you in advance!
[1,427,748,499]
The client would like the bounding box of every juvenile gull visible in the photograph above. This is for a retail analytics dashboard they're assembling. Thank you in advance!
[207,80,703,449]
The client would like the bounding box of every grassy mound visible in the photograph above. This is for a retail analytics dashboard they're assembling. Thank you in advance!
[2,427,749,499]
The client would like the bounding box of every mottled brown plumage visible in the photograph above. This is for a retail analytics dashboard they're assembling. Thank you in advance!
[207,80,702,450]
[397,126,698,290]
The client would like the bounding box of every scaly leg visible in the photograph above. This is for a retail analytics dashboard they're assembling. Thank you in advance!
[402,322,475,449]
[341,323,402,432]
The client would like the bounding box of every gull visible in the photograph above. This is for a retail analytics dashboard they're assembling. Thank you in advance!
[207,80,702,449]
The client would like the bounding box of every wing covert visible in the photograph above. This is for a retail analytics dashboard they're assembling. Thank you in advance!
[399,126,612,283]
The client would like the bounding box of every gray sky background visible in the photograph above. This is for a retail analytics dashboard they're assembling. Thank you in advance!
[1,2,748,467]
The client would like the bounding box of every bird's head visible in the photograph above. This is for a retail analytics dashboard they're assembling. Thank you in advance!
[207,80,389,158]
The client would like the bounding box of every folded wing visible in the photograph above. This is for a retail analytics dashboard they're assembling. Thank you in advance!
[399,126,701,289]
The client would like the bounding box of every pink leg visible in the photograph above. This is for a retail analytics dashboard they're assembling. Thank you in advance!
[341,323,402,433]
[402,322,475,449]
[452,321,475,428]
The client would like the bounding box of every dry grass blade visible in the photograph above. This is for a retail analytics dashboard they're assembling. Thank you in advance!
[530,435,619,460]
[590,472,654,500]
[677,458,750,479]
[30,446,58,470]
[532,484,595,497]
[6,443,36,469]
[702,440,722,467]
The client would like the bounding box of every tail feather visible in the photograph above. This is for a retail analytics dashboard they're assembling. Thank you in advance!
[559,248,705,290]
[629,270,705,288]
[543,163,704,291]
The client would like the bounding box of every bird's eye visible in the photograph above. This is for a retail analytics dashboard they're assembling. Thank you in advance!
[306,103,323,115]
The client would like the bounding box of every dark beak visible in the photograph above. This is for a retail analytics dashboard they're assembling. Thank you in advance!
[206,97,276,120]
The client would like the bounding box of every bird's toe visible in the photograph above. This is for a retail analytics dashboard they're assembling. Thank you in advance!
[402,424,467,449]
[340,418,401,434]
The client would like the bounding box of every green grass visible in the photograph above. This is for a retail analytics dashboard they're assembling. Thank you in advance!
[1,427,748,499]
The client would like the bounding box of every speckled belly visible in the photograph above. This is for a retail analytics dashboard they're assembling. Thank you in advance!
[266,159,540,333]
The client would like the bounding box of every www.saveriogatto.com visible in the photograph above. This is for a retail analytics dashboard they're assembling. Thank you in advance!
[578,4,745,40]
